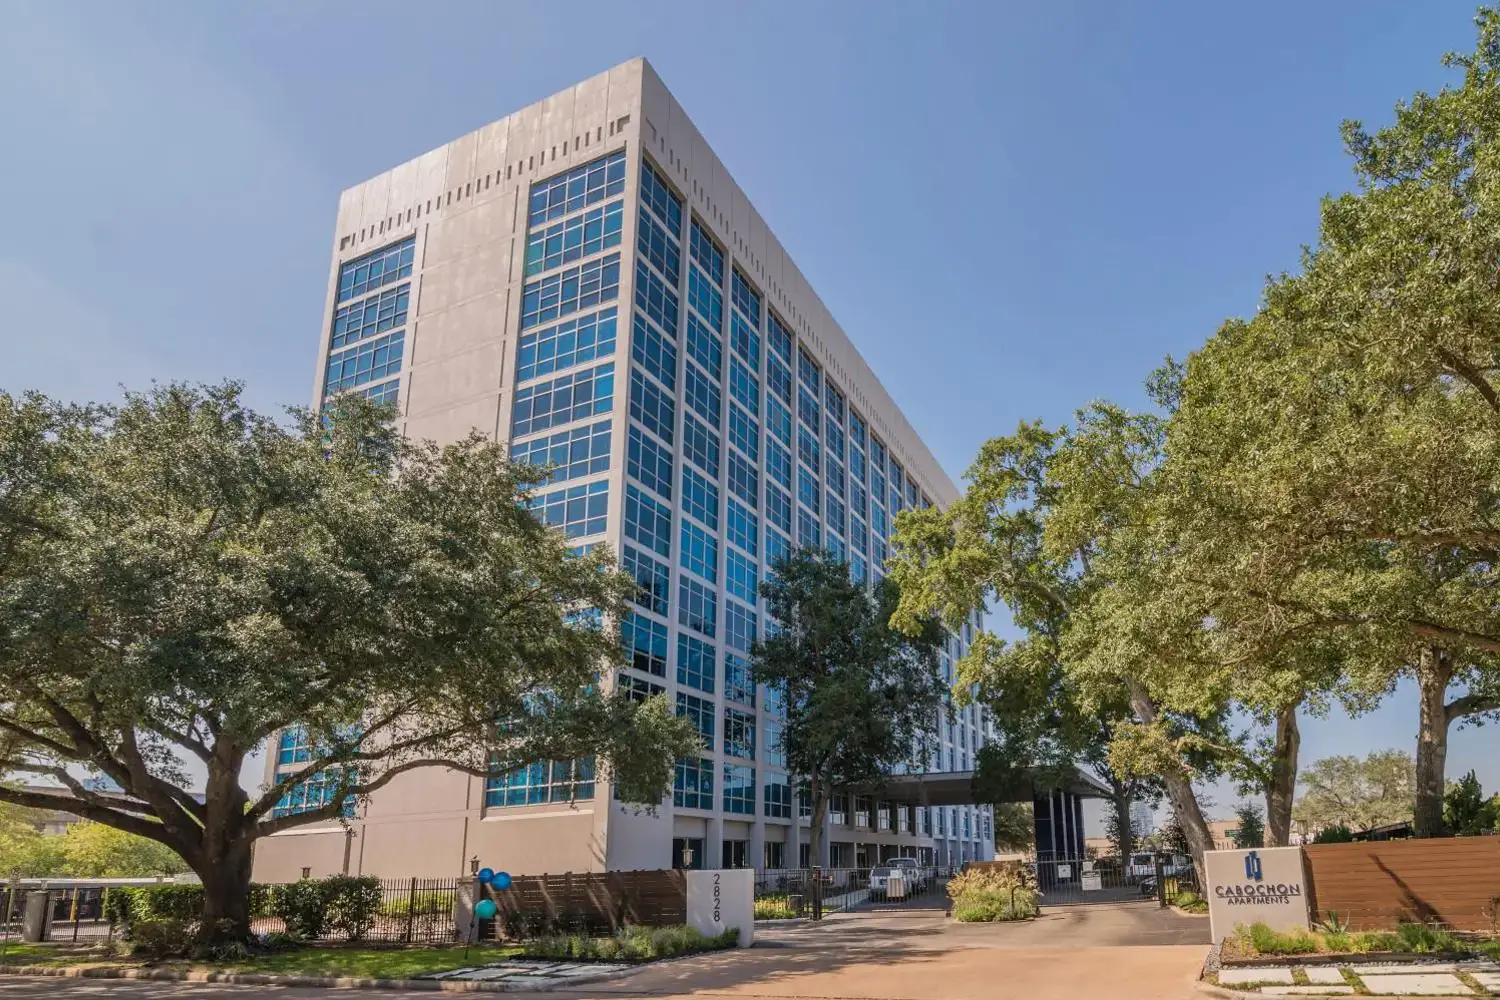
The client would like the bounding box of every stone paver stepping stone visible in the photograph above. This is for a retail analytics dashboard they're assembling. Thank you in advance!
[1468,970,1500,986]
[1262,987,1355,995]
[1356,964,1467,975]
[1302,968,1348,984]
[1357,972,1470,995]
[1221,967,1295,985]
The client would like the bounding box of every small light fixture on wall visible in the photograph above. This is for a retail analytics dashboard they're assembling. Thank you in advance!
[470,855,480,875]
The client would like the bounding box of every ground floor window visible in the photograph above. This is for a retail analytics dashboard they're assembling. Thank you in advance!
[764,841,785,870]
[672,837,705,869]
[485,757,594,808]
[722,839,750,868]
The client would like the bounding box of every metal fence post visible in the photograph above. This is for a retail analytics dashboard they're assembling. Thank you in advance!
[811,866,823,921]
[405,877,417,943]
[1154,855,1167,909]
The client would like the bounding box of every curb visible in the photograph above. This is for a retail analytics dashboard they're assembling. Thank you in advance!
[0,963,644,992]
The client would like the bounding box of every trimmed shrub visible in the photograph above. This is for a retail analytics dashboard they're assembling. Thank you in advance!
[127,918,194,959]
[1172,890,1207,914]
[523,924,738,961]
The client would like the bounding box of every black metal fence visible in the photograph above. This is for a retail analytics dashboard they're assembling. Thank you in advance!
[0,877,464,945]
[754,866,958,918]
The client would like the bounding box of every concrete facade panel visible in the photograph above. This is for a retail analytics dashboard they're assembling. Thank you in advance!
[416,240,514,317]
[357,817,469,879]
[411,292,508,368]
[402,392,500,445]
[468,809,604,875]
[252,827,349,883]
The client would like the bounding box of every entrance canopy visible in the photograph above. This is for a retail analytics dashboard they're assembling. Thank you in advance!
[841,767,1111,808]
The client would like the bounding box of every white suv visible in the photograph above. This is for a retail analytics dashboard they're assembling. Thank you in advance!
[886,857,928,891]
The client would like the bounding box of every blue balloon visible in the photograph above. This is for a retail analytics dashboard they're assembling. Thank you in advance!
[477,867,494,882]
[474,898,498,920]
[490,871,512,891]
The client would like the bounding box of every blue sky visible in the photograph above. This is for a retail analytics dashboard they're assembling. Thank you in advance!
[2,1,1495,811]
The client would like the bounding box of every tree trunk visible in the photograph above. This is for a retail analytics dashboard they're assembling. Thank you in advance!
[1264,703,1300,847]
[1109,780,1135,858]
[808,773,829,869]
[197,834,255,943]
[1126,678,1215,885]
[1413,645,1452,838]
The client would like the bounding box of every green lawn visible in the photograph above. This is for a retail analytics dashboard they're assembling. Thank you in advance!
[0,942,522,979]
[216,945,522,978]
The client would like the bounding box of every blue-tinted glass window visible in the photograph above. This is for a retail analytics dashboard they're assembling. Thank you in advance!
[726,548,757,606]
[728,404,759,463]
[276,726,313,766]
[872,536,888,569]
[272,768,358,819]
[639,158,683,233]
[767,311,793,363]
[766,395,792,447]
[727,499,759,557]
[725,652,755,707]
[486,758,595,808]
[681,464,720,531]
[511,362,614,437]
[631,313,676,391]
[826,494,846,538]
[797,508,821,549]
[325,330,403,395]
[729,359,759,415]
[765,527,791,569]
[730,311,760,373]
[850,411,868,451]
[727,451,757,510]
[517,307,618,383]
[618,673,665,702]
[636,207,681,285]
[849,445,866,484]
[529,151,626,227]
[766,439,792,490]
[622,545,670,616]
[512,420,611,485]
[730,269,761,328]
[338,237,415,303]
[629,367,675,445]
[827,460,846,500]
[798,428,821,477]
[908,479,921,509]
[824,384,845,426]
[767,355,792,405]
[690,219,724,286]
[825,421,846,463]
[521,254,621,329]
[624,484,672,557]
[331,283,409,349]
[622,612,668,676]
[687,265,723,332]
[723,764,755,815]
[798,347,821,391]
[871,461,887,511]
[359,380,399,407]
[683,362,721,428]
[685,312,722,380]
[526,200,623,275]
[680,520,719,583]
[677,634,716,692]
[724,707,756,760]
[677,692,715,745]
[635,260,679,336]
[679,577,717,638]
[797,385,821,436]
[674,757,714,809]
[851,516,869,557]
[764,773,791,818]
[628,424,673,500]
[725,599,756,653]
[871,504,888,540]
[682,414,721,481]
[852,553,868,584]
[766,482,792,534]
[797,467,820,515]
[530,481,608,538]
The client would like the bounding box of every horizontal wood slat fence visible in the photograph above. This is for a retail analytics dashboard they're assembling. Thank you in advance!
[487,870,686,934]
[1304,837,1500,931]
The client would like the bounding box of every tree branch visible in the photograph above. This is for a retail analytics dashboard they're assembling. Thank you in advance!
[0,785,185,848]
[1435,346,1500,415]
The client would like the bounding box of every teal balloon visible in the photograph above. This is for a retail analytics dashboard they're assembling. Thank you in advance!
[490,871,512,890]
[475,898,498,920]
[477,867,494,882]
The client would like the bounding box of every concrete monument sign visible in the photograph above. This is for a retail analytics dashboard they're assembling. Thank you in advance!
[1205,847,1310,942]
[686,868,754,948]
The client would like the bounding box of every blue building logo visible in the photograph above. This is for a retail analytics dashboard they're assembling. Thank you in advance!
[1244,851,1263,882]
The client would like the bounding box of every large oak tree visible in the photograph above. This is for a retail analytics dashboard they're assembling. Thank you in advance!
[0,383,698,942]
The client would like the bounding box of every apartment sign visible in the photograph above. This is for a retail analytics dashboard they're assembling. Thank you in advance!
[1205,847,1310,942]
[686,869,754,948]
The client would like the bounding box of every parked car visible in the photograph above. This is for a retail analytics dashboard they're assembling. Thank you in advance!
[886,857,929,891]
[1127,852,1156,879]
[868,866,907,899]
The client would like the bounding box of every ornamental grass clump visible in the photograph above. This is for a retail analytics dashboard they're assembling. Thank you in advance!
[946,866,1038,922]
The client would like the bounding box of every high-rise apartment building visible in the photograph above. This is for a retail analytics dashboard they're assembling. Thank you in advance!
[253,58,995,882]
